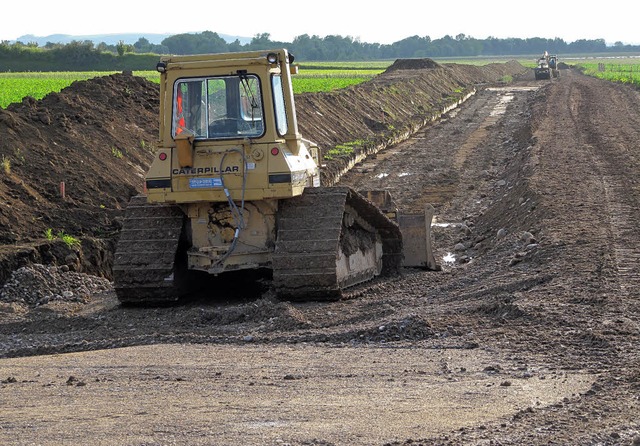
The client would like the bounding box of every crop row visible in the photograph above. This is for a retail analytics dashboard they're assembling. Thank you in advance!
[574,62,640,87]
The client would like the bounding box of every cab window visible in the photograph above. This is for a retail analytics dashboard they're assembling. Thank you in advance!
[173,75,264,139]
[272,74,288,136]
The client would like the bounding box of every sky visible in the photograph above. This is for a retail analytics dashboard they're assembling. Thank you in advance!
[2,0,638,46]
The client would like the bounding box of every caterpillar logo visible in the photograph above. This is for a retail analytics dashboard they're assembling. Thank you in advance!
[172,166,239,175]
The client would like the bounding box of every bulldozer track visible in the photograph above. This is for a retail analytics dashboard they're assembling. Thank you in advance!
[570,77,640,299]
[272,186,402,301]
[112,195,186,305]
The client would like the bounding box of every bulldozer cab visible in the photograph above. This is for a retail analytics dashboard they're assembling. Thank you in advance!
[146,49,321,204]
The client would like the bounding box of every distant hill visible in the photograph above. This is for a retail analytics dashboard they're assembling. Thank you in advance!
[13,32,252,46]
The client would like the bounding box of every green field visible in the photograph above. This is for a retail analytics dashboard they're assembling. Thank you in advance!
[0,58,534,108]
[573,60,640,87]
[0,58,533,108]
[0,71,160,108]
[4,56,638,109]
[0,65,390,108]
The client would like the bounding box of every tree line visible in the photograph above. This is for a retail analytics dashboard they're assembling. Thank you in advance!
[2,31,639,71]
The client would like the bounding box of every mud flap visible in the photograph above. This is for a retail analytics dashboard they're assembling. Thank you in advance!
[359,190,440,271]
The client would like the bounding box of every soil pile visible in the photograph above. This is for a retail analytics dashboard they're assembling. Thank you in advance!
[384,58,442,71]
[0,74,158,246]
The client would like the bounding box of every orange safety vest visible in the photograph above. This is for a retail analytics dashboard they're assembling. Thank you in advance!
[176,88,185,134]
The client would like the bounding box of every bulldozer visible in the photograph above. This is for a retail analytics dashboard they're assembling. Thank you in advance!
[113,49,438,305]
[534,52,559,80]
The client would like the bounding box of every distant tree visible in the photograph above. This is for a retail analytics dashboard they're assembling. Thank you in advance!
[96,42,110,52]
[227,39,243,52]
[130,38,168,55]
[162,31,228,55]
[250,33,273,48]
[116,40,134,56]
[390,35,430,58]
[51,40,99,68]
[133,37,152,52]
[319,35,359,60]
[292,34,325,60]
[568,38,607,53]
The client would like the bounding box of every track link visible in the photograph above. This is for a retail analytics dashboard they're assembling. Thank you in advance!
[272,187,402,301]
[113,195,186,305]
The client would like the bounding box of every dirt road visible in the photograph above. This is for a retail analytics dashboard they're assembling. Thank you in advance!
[1,69,640,445]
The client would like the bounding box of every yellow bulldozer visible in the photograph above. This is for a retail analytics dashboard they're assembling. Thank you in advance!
[113,49,438,304]
[534,51,559,80]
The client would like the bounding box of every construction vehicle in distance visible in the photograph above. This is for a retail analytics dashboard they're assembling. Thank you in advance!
[548,54,560,78]
[534,51,559,80]
[113,49,438,305]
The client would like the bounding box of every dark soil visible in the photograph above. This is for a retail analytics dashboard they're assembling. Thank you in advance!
[1,60,640,445]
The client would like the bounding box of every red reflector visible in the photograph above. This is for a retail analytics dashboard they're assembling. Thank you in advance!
[159,152,167,161]
[270,147,280,156]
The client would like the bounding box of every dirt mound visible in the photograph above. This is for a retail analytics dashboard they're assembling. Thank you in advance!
[0,73,158,245]
[384,58,442,72]
[0,73,159,282]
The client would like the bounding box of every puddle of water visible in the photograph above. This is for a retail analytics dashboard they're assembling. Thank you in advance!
[489,94,515,116]
[486,86,540,92]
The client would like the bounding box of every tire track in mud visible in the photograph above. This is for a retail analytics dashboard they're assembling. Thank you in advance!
[530,73,627,299]
[419,72,640,446]
[568,75,640,300]
[569,78,640,300]
[601,179,640,297]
